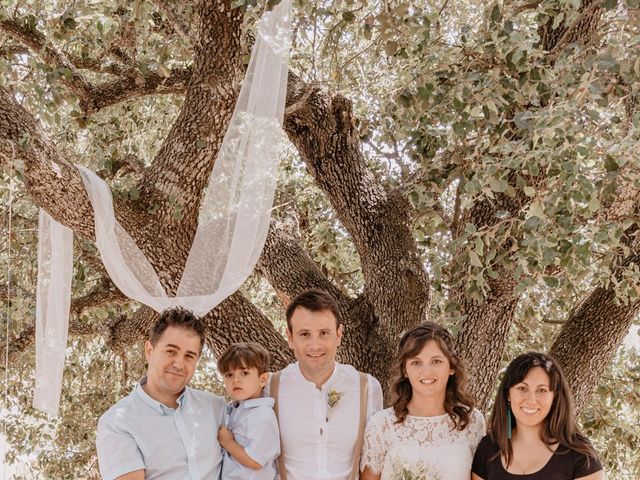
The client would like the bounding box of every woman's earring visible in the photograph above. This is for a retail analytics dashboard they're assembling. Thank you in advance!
[507,405,513,440]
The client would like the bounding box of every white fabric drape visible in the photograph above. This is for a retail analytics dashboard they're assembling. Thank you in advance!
[34,0,292,416]
[33,209,73,417]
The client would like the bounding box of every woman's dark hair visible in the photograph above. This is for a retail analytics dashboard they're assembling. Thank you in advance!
[218,342,271,375]
[489,352,598,467]
[391,322,475,429]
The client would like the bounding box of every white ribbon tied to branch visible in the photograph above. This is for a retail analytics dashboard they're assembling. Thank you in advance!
[34,0,292,416]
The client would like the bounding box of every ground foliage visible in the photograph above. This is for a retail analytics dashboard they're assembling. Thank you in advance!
[1,0,640,477]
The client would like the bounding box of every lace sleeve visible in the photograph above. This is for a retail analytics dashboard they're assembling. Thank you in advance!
[360,410,388,474]
[469,409,486,452]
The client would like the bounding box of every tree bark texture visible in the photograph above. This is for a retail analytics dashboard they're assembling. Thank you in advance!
[0,0,635,410]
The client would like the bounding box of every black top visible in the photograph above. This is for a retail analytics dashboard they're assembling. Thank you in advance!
[472,435,603,480]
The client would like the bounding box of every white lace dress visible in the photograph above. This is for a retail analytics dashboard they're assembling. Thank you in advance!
[360,407,485,480]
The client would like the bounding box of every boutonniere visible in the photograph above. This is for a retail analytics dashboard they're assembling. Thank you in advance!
[326,389,343,421]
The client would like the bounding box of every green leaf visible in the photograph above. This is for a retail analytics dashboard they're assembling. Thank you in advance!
[529,199,544,219]
[603,0,617,9]
[342,11,355,22]
[489,177,508,193]
[384,41,399,56]
[604,156,619,172]
[475,237,484,256]
[490,4,502,22]
[363,23,372,40]
[128,186,139,201]
[470,251,483,268]
[543,276,559,287]
[552,12,564,30]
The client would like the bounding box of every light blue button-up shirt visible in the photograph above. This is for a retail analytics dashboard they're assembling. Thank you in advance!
[222,396,280,480]
[96,377,226,480]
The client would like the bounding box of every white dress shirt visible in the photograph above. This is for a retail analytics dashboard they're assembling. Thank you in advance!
[267,362,383,480]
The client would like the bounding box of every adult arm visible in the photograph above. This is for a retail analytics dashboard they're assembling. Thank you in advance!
[359,410,385,480]
[218,426,262,470]
[96,413,146,480]
[576,471,604,480]
[573,444,604,480]
[116,471,145,480]
[360,466,381,480]
[470,435,491,480]
[366,375,383,417]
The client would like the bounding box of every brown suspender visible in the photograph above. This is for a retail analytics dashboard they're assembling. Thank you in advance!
[351,371,369,480]
[271,371,286,480]
[271,370,369,480]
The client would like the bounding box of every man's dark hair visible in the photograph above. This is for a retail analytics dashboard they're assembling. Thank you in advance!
[149,307,206,353]
[285,289,340,330]
[217,342,270,375]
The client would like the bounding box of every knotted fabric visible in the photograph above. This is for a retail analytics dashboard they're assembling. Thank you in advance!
[34,0,292,416]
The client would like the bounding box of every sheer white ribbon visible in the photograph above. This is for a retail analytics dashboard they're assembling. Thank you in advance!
[34,0,292,416]
[33,210,73,416]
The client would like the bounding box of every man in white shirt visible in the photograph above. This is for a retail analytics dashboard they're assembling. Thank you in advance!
[268,289,384,480]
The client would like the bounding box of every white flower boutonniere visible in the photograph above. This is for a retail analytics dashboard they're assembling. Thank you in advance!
[325,389,343,421]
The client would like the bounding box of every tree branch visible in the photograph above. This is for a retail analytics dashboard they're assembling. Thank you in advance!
[100,292,294,370]
[256,218,351,310]
[0,16,96,104]
[79,67,192,114]
[135,0,244,247]
[549,0,605,55]
[153,0,192,46]
[0,85,95,237]
[0,282,131,363]
[283,75,430,332]
[551,272,640,413]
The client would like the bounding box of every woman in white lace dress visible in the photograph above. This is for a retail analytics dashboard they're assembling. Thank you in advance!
[360,322,485,480]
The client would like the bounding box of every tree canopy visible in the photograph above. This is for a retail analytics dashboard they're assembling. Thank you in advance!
[1,0,639,477]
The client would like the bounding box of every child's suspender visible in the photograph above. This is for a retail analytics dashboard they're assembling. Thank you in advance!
[271,370,369,480]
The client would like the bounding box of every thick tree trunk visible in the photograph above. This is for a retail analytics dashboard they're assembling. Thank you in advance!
[551,257,640,413]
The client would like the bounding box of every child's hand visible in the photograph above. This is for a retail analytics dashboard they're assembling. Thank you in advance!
[218,426,234,449]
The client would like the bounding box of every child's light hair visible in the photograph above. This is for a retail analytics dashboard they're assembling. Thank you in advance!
[217,342,270,375]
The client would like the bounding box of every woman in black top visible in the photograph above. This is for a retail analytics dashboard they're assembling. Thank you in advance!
[471,352,603,480]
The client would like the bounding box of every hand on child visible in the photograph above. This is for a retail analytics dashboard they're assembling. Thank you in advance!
[218,426,234,449]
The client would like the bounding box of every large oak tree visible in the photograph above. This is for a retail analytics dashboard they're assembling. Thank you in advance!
[1,0,639,476]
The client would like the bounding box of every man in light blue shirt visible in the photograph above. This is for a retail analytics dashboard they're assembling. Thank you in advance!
[96,308,225,480]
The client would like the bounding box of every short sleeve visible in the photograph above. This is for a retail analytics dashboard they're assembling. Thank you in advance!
[471,435,495,479]
[573,449,603,477]
[359,410,387,474]
[470,409,487,451]
[366,374,383,419]
[96,413,145,480]
[243,407,281,467]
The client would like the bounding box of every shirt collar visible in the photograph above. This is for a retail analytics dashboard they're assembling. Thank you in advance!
[291,362,340,391]
[135,376,188,415]
[233,397,275,410]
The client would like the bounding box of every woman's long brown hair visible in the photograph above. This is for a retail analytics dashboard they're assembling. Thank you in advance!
[489,352,598,467]
[391,322,475,429]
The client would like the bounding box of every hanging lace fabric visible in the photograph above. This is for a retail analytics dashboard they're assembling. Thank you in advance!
[33,0,292,416]
[33,211,73,416]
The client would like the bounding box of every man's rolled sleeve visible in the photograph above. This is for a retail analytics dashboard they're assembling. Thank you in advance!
[243,407,280,467]
[96,414,145,480]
